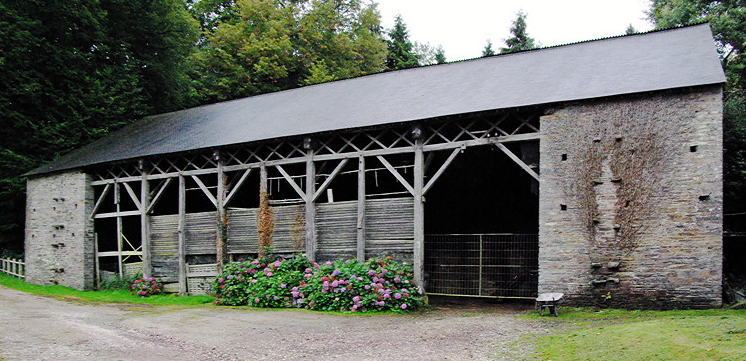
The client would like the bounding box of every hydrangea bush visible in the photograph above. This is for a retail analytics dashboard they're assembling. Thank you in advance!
[130,277,163,298]
[214,255,424,312]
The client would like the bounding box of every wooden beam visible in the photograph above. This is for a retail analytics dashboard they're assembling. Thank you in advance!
[121,182,142,211]
[413,139,425,291]
[190,175,218,207]
[494,143,539,181]
[376,155,415,196]
[145,178,172,214]
[356,156,366,262]
[224,168,251,206]
[275,165,307,202]
[90,133,542,185]
[141,168,151,279]
[94,210,142,219]
[178,175,187,295]
[313,158,349,202]
[89,183,111,219]
[304,144,317,261]
[96,251,142,257]
[423,147,461,195]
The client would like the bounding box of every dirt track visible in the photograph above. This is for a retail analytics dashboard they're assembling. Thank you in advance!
[0,286,542,360]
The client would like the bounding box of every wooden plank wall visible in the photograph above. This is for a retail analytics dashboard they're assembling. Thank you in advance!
[316,201,357,262]
[226,205,305,255]
[150,198,412,282]
[149,214,179,282]
[185,211,218,255]
[225,208,258,254]
[365,198,414,261]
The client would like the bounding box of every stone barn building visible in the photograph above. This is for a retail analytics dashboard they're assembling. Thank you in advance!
[25,24,725,308]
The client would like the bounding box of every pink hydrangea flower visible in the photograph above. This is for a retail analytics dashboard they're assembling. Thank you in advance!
[394,293,402,299]
[401,303,407,310]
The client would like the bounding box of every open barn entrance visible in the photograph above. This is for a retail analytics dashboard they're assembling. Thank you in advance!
[424,143,539,298]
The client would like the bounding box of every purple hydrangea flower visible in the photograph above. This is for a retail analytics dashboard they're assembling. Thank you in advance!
[394,293,402,299]
[274,260,282,268]
[273,296,279,300]
[383,293,391,299]
[368,270,375,276]
[292,292,300,298]
[332,269,341,276]
[401,303,407,310]
[254,297,260,303]
[331,281,339,287]
[401,288,409,293]
[265,272,273,277]
[280,284,287,289]
[292,286,298,292]
[227,275,234,279]
[352,296,361,303]
[381,269,388,275]
[305,268,312,273]
[364,285,371,290]
[393,276,401,283]
[252,279,258,283]
[325,261,333,266]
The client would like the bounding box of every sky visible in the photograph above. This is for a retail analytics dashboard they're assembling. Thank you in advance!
[375,0,654,62]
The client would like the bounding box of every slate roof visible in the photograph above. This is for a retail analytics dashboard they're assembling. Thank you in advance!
[28,23,725,176]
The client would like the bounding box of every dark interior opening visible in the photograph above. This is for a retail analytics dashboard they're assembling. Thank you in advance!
[424,143,539,298]
[424,143,539,234]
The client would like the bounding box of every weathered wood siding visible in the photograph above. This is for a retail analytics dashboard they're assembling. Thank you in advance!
[150,214,179,282]
[185,211,217,255]
[316,201,357,262]
[226,205,304,255]
[365,198,414,261]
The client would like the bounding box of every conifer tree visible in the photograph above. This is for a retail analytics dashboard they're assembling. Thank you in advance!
[385,14,420,70]
[482,39,496,57]
[500,11,539,54]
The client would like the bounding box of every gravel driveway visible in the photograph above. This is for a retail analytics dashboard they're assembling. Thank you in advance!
[0,286,543,360]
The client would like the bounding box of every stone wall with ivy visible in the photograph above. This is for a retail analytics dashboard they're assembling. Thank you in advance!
[539,85,723,308]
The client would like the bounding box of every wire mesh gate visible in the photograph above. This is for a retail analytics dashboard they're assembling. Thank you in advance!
[425,234,538,298]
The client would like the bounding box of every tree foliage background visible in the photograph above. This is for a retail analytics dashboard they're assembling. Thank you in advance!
[648,0,746,231]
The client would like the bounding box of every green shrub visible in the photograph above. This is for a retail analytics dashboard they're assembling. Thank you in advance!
[130,277,164,298]
[98,273,142,291]
[214,255,424,312]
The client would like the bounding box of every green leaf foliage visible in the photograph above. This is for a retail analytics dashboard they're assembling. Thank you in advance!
[0,0,198,252]
[649,0,746,225]
[482,39,496,57]
[189,0,387,103]
[500,10,539,54]
[214,255,425,312]
[385,14,420,70]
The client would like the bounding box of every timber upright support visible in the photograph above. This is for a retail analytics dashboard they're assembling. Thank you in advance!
[215,151,227,271]
[412,126,425,290]
[304,137,317,261]
[356,156,366,262]
[140,160,152,278]
[177,175,187,294]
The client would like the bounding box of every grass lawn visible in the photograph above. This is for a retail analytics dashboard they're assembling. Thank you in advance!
[0,273,214,306]
[527,307,746,360]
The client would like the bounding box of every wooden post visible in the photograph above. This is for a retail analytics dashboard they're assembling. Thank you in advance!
[413,138,425,291]
[178,175,187,294]
[304,139,317,261]
[356,156,366,262]
[141,162,152,278]
[259,164,268,194]
[115,182,123,277]
[216,152,227,271]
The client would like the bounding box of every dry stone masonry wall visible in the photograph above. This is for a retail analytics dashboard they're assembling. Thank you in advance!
[25,171,95,290]
[539,86,723,308]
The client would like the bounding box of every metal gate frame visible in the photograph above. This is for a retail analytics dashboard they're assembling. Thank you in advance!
[424,233,538,299]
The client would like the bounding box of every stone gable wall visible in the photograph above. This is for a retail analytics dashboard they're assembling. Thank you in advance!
[539,85,723,308]
[24,171,94,290]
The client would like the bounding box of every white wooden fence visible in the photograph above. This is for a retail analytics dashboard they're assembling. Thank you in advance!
[0,258,25,279]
